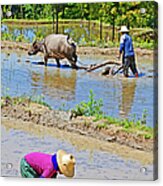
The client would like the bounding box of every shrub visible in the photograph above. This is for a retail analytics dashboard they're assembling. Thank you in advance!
[71,89,103,117]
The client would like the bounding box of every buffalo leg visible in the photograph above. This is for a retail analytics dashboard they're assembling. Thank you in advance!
[55,59,60,67]
[44,55,48,66]
[69,60,78,69]
[73,54,78,62]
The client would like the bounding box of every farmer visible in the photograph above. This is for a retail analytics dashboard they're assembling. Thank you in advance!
[117,26,138,77]
[20,150,76,178]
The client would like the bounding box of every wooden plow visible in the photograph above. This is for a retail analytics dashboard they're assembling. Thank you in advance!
[76,60,123,76]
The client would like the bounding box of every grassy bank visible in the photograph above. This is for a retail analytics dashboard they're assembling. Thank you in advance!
[1,94,155,152]
[2,18,101,25]
[71,90,154,140]
[1,40,154,57]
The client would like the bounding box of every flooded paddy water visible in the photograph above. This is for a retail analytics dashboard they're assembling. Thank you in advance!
[1,118,153,180]
[1,23,156,180]
[1,23,156,127]
[1,48,155,180]
[1,49,155,127]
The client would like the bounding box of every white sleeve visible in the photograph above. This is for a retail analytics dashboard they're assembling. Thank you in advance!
[120,34,125,44]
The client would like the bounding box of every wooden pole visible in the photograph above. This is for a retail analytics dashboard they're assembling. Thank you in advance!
[52,5,55,33]
[100,18,103,42]
[112,17,115,42]
[75,60,121,72]
[56,5,59,34]
[86,60,121,72]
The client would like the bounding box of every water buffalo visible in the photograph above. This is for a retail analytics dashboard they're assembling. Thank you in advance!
[28,34,78,68]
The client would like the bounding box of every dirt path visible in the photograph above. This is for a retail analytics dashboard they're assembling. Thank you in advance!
[1,40,154,56]
[2,117,153,165]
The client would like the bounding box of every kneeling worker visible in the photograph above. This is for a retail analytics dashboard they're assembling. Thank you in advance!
[20,149,76,178]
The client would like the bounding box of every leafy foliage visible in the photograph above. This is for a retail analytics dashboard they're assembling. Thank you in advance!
[71,89,103,117]
[1,2,157,28]
[1,2,157,49]
[71,92,153,139]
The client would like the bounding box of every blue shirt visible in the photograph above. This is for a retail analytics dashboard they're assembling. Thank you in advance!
[119,33,134,57]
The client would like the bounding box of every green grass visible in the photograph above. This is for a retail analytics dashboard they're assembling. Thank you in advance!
[2,18,111,26]
[71,89,103,117]
[1,95,52,110]
[1,18,155,50]
[1,91,154,140]
[96,123,108,130]
[70,90,154,139]
[2,18,52,23]
[94,113,153,139]
[134,41,156,50]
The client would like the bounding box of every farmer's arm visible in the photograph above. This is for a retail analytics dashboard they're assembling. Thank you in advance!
[40,168,53,178]
[117,35,125,60]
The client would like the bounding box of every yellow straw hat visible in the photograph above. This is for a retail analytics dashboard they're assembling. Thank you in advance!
[57,150,76,178]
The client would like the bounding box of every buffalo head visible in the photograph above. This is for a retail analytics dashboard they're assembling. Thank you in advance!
[28,40,44,55]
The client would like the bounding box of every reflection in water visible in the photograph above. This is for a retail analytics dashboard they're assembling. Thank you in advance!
[32,67,77,100]
[1,51,154,127]
[119,79,137,118]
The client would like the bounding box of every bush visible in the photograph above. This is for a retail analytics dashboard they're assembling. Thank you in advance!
[71,89,103,117]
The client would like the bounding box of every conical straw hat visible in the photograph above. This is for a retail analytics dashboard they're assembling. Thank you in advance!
[57,150,76,178]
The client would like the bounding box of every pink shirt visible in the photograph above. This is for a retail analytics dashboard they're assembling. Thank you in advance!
[25,152,58,178]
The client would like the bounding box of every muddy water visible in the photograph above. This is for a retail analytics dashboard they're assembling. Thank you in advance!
[1,50,155,127]
[1,122,153,180]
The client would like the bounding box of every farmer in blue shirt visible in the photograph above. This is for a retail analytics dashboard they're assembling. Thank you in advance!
[117,26,138,77]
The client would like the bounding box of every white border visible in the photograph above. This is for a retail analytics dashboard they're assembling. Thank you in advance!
[0,0,162,186]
